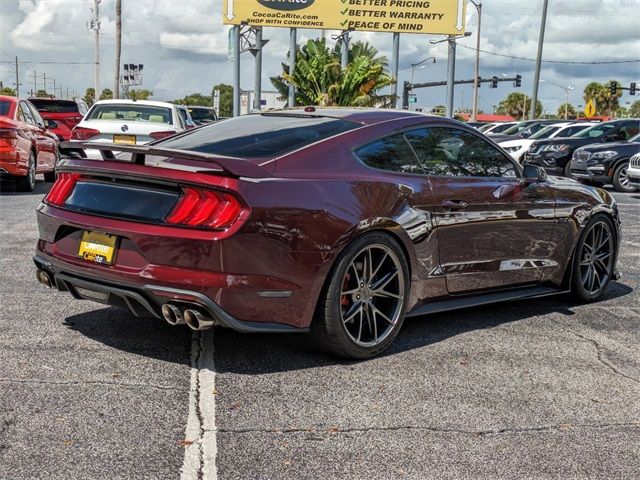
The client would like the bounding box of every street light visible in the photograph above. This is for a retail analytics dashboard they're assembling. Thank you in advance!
[469,1,482,123]
[410,56,436,84]
[540,79,574,119]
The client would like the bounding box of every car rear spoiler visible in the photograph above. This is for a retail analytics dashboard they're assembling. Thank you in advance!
[58,141,272,178]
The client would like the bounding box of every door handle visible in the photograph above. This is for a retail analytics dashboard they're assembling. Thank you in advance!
[441,199,469,211]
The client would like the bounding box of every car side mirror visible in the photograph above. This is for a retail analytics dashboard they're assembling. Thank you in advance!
[523,164,547,183]
[45,119,59,130]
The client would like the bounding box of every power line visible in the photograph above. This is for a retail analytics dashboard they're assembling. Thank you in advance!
[0,61,95,65]
[457,43,640,65]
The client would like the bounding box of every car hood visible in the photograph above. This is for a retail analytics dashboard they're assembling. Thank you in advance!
[577,141,640,154]
[531,137,594,147]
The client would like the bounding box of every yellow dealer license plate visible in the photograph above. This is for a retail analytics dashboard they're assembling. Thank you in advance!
[78,231,117,265]
[113,134,136,145]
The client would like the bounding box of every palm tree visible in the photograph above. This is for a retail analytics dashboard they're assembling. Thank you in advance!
[271,38,394,107]
[583,81,621,116]
[497,92,543,119]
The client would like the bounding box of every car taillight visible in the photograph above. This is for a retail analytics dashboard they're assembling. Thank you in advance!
[45,173,81,206]
[150,130,177,140]
[166,187,243,229]
[67,116,83,124]
[71,126,100,140]
[0,128,17,148]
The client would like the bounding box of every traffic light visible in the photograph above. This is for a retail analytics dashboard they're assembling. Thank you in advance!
[631,82,637,96]
[477,76,481,88]
[514,74,522,88]
[491,76,498,88]
[610,82,618,96]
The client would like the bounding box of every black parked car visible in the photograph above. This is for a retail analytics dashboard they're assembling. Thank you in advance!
[523,119,640,177]
[570,133,640,191]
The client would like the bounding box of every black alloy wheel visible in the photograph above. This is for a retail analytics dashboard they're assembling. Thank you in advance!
[313,232,409,358]
[572,215,616,302]
[612,163,636,192]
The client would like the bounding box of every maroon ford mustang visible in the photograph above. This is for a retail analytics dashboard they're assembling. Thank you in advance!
[34,108,621,358]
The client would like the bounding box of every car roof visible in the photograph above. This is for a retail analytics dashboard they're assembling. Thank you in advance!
[92,99,176,108]
[261,107,444,126]
[0,95,18,103]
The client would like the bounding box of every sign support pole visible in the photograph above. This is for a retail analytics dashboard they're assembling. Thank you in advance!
[288,28,297,107]
[341,31,349,70]
[254,27,263,112]
[391,33,400,108]
[233,25,240,117]
[530,0,548,119]
[445,35,456,118]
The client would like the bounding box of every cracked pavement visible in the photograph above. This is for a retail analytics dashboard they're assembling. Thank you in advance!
[1,180,639,479]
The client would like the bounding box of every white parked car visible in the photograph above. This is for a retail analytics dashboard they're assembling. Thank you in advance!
[71,99,187,146]
[499,122,591,162]
[629,153,640,190]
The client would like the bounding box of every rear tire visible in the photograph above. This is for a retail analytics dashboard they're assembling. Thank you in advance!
[612,163,637,192]
[571,215,616,302]
[16,151,36,192]
[312,232,410,359]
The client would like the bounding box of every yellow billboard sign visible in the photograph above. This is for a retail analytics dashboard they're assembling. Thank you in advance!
[223,0,466,35]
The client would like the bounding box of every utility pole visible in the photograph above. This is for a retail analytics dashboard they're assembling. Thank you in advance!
[252,27,265,112]
[288,28,297,107]
[33,70,37,95]
[341,31,349,70]
[445,36,456,118]
[88,0,101,100]
[114,0,122,98]
[43,73,46,94]
[470,1,482,122]
[52,78,56,97]
[530,0,549,119]
[14,56,19,98]
[232,25,240,116]
[390,33,400,108]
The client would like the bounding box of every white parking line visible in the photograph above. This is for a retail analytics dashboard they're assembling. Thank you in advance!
[181,331,217,480]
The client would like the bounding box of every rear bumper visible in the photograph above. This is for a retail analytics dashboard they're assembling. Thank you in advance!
[34,255,308,333]
[0,153,24,176]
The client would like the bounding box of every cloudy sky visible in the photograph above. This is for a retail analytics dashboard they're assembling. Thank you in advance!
[1,0,639,114]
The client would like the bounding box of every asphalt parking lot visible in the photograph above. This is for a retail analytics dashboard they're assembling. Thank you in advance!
[1,178,639,480]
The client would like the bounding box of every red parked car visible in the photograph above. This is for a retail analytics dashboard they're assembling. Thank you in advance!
[34,109,621,358]
[0,95,59,191]
[29,97,89,141]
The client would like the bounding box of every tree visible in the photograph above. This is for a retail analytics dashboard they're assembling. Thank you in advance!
[431,105,446,116]
[270,38,394,107]
[496,92,542,119]
[213,84,233,117]
[99,88,113,100]
[35,89,49,97]
[174,92,212,107]
[84,88,95,106]
[128,89,153,100]
[556,102,577,119]
[583,80,622,116]
[629,100,640,118]
[0,86,16,96]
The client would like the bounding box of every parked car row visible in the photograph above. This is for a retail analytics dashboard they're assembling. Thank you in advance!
[479,118,640,192]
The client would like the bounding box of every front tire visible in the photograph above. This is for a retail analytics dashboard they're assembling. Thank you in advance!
[312,232,410,359]
[16,151,36,192]
[571,215,616,302]
[612,163,636,192]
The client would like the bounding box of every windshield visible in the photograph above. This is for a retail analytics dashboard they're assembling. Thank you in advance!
[501,123,530,135]
[572,123,617,138]
[87,104,173,124]
[530,126,560,139]
[158,113,360,158]
[29,99,78,113]
[630,133,640,143]
[488,123,515,134]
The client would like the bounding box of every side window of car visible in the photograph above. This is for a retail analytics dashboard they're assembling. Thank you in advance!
[355,134,423,174]
[27,103,45,127]
[19,102,35,124]
[405,127,519,178]
[620,122,640,140]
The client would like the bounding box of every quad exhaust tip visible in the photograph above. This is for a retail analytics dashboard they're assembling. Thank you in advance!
[184,308,215,331]
[161,303,185,326]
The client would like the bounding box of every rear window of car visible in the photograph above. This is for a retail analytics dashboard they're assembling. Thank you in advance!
[189,108,217,123]
[28,99,79,113]
[157,113,360,158]
[87,104,173,124]
[0,100,11,117]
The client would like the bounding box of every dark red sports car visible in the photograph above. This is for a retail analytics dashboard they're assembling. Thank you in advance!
[34,109,621,358]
